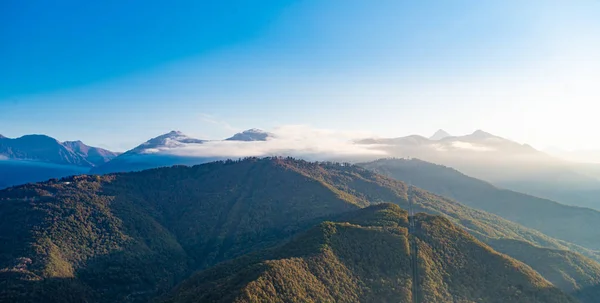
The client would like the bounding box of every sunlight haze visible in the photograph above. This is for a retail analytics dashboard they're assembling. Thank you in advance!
[1,1,599,154]
[4,2,600,302]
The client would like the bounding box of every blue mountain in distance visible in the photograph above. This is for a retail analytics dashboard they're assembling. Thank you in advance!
[62,140,121,165]
[0,134,118,189]
[0,134,117,166]
[91,129,273,175]
[2,129,272,186]
[90,131,215,175]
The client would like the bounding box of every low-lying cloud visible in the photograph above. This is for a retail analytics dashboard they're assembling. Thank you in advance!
[133,125,515,166]
[148,125,388,161]
[451,141,496,152]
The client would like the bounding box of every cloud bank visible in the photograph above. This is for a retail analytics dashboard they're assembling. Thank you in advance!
[450,141,496,152]
[146,125,388,161]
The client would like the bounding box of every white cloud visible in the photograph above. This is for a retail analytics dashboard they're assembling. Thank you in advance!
[432,144,448,152]
[451,141,495,152]
[0,155,8,160]
[150,125,387,160]
[429,142,495,152]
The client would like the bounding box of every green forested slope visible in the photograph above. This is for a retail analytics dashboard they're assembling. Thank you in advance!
[0,157,598,302]
[162,204,576,303]
[0,159,359,302]
[488,238,600,298]
[283,160,600,261]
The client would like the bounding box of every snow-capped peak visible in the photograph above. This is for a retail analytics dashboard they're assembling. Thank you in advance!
[130,131,205,154]
[226,128,272,141]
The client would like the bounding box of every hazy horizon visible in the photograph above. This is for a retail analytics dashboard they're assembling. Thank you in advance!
[4,126,600,165]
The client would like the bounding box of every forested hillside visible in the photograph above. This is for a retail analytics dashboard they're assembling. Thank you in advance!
[1,158,598,302]
[488,238,600,302]
[162,204,576,303]
[0,159,359,302]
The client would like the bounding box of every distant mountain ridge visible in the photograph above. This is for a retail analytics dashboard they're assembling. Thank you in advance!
[89,131,211,175]
[358,129,536,154]
[356,130,600,209]
[2,128,277,186]
[0,134,118,189]
[5,128,600,211]
[0,134,117,167]
[91,128,273,174]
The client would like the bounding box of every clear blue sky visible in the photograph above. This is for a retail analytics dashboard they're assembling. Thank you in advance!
[1,0,599,151]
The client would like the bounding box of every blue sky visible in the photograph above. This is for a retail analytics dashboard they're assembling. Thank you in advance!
[1,0,599,151]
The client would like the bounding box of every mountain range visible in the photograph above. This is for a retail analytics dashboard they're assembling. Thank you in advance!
[2,128,600,211]
[0,134,117,166]
[88,131,211,175]
[1,158,600,302]
[357,130,600,209]
[88,129,272,175]
[0,129,274,187]
[0,135,118,189]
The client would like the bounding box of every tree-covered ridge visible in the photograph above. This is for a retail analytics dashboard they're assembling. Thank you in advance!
[0,158,362,302]
[0,175,190,303]
[162,204,576,303]
[278,158,600,261]
[360,158,600,251]
[488,239,600,296]
[0,157,598,302]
